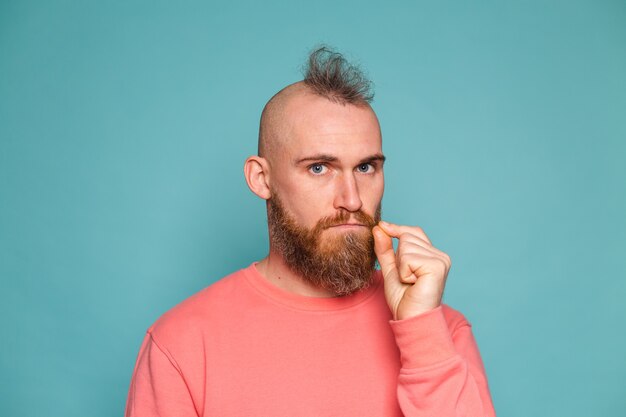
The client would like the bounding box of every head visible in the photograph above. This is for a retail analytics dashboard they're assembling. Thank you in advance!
[244,46,384,295]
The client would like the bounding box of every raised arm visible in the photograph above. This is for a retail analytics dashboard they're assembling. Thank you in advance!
[390,306,495,416]
[374,221,495,416]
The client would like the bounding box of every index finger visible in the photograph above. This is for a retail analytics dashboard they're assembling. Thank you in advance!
[377,221,433,246]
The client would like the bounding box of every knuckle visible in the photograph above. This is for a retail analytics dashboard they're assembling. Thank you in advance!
[398,252,408,264]
[436,257,449,270]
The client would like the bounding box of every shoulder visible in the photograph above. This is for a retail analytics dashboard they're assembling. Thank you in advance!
[146,266,249,345]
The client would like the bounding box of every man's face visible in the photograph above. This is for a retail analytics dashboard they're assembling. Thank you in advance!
[267,93,385,295]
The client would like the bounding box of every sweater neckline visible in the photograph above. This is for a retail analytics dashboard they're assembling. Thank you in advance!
[242,262,383,312]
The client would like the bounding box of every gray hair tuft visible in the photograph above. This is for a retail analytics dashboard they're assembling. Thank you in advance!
[302,45,374,105]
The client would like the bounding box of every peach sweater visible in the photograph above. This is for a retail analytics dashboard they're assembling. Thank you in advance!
[125,263,495,416]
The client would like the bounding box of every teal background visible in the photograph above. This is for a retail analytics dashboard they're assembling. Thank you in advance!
[1,1,625,415]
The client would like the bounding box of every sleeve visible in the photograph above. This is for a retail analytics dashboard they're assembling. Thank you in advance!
[125,332,199,417]
[389,306,496,417]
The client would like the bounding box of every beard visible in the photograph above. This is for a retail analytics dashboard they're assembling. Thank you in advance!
[267,193,381,296]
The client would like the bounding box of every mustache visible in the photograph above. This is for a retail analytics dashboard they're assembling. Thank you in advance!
[314,209,378,231]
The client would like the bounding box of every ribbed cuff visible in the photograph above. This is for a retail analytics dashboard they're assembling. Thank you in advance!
[389,305,457,369]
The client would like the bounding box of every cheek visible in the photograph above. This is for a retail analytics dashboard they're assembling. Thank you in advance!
[360,177,384,206]
[279,189,328,228]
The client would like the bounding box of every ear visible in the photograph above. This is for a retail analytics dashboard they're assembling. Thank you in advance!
[244,156,272,200]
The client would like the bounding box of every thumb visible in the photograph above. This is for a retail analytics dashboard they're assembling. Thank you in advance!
[373,225,397,279]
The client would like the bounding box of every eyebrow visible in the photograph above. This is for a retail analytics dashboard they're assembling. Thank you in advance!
[296,153,386,165]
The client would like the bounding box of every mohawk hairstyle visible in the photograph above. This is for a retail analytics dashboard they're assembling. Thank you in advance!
[302,45,374,105]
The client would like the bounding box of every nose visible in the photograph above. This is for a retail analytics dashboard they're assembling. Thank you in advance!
[333,172,363,212]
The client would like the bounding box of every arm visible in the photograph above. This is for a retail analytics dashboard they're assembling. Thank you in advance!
[390,306,495,416]
[373,222,495,416]
[125,332,199,417]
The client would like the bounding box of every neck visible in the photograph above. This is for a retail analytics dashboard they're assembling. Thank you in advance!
[256,249,337,298]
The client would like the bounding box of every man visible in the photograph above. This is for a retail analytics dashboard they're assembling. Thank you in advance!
[125,47,496,416]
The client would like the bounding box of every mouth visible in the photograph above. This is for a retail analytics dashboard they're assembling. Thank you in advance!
[328,223,367,229]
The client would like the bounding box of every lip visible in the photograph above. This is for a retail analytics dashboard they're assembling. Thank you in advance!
[328,224,367,228]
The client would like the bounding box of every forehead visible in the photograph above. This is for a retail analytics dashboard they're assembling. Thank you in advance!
[282,94,382,161]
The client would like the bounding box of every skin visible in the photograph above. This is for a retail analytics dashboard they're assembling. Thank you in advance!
[244,82,451,320]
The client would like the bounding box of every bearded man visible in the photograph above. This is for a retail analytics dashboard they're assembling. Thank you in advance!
[125,47,496,416]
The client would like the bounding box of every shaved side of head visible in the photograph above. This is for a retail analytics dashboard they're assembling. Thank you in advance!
[257,46,375,163]
[257,82,308,164]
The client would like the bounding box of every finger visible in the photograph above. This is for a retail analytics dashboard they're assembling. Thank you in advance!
[373,225,397,279]
[397,247,438,284]
[397,232,433,250]
[398,253,449,284]
[397,240,440,259]
[378,221,433,245]
[397,236,451,261]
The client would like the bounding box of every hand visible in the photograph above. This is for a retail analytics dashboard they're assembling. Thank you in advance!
[373,221,452,320]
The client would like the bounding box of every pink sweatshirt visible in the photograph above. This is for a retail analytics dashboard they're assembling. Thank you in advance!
[125,263,495,416]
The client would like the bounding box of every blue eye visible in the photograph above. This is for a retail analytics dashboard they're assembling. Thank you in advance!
[357,163,373,173]
[309,164,327,175]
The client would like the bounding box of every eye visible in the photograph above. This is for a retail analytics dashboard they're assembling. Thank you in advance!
[357,163,374,173]
[309,163,327,175]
